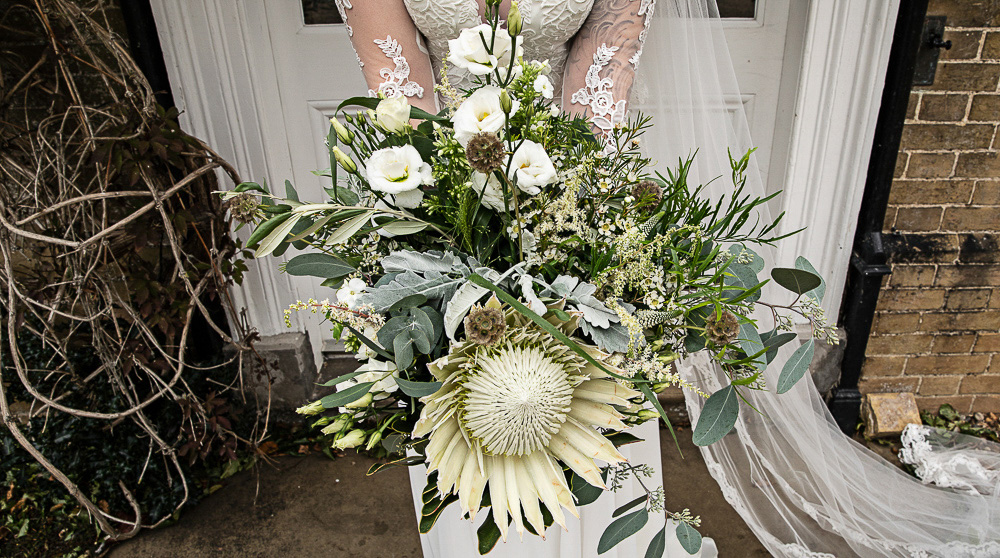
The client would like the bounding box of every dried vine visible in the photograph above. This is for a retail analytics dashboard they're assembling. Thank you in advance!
[0,0,267,541]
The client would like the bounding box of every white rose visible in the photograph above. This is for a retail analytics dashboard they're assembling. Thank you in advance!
[447,24,522,76]
[471,171,508,212]
[508,140,557,194]
[336,277,367,309]
[453,86,520,146]
[364,145,432,195]
[533,75,553,99]
[375,95,411,133]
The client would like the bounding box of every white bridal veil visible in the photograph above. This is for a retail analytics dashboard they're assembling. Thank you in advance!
[640,2,1000,557]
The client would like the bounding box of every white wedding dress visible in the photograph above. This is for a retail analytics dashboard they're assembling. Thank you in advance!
[335,0,719,556]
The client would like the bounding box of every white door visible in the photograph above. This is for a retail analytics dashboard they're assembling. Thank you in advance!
[150,0,896,360]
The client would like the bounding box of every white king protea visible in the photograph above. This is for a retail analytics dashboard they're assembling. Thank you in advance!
[413,297,638,541]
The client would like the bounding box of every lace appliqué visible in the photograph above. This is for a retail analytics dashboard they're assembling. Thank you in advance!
[899,424,1000,496]
[629,0,656,69]
[370,35,425,99]
[333,0,363,69]
[569,43,627,136]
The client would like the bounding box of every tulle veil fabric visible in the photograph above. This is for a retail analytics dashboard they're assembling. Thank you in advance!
[640,2,1000,558]
[413,0,1000,556]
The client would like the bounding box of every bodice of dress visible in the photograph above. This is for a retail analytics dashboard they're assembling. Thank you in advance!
[402,0,595,100]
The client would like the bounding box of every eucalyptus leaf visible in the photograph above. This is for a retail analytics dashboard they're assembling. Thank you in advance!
[393,334,415,371]
[386,294,428,313]
[777,338,815,394]
[284,253,355,280]
[795,256,826,303]
[729,243,764,273]
[692,385,739,446]
[612,495,648,518]
[396,377,443,398]
[762,331,797,363]
[645,527,666,558]
[598,509,649,554]
[722,262,761,303]
[675,522,703,554]
[771,267,822,295]
[738,322,767,371]
[320,382,374,409]
[318,369,363,387]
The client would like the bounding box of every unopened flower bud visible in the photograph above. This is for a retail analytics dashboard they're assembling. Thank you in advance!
[344,392,373,409]
[364,431,382,451]
[499,89,512,114]
[636,409,660,421]
[333,429,365,450]
[507,2,522,37]
[321,414,351,435]
[332,146,358,174]
[295,400,324,416]
[329,117,354,145]
[651,382,670,393]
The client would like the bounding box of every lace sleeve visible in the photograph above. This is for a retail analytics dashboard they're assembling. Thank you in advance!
[335,0,438,113]
[562,0,655,136]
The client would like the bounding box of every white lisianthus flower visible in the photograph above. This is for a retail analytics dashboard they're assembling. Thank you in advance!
[374,95,411,133]
[453,86,520,146]
[364,145,433,200]
[471,171,508,212]
[336,277,367,309]
[447,24,523,76]
[333,429,366,450]
[533,75,553,99]
[508,140,556,195]
[352,358,399,398]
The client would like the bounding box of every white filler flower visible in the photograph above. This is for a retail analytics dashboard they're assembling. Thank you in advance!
[336,277,367,309]
[375,95,411,133]
[447,23,522,76]
[453,86,520,147]
[508,140,556,194]
[364,145,432,207]
[533,75,554,99]
[471,171,507,212]
[413,299,634,541]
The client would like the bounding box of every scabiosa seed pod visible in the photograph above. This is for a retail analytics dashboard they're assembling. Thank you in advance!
[631,179,663,208]
[227,192,259,224]
[705,310,740,345]
[464,304,507,345]
[465,132,506,174]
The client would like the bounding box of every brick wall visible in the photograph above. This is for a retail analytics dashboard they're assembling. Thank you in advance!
[862,1,1000,414]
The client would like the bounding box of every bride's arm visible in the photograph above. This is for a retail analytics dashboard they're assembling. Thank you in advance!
[562,0,654,135]
[336,1,438,113]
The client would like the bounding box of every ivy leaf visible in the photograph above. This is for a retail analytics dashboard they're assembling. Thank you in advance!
[320,382,374,408]
[675,522,703,554]
[776,338,815,394]
[598,509,649,554]
[395,377,442,398]
[284,253,355,280]
[770,267,822,295]
[692,385,739,446]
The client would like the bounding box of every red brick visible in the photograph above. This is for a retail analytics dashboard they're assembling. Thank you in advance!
[888,265,936,287]
[862,356,907,377]
[961,374,1000,394]
[945,289,992,310]
[942,207,1000,231]
[887,180,973,205]
[866,334,933,355]
[971,180,1000,204]
[901,124,995,150]
[905,354,990,375]
[941,31,985,61]
[904,153,955,179]
[873,312,922,334]
[968,95,1000,122]
[971,394,1000,413]
[915,395,974,414]
[984,31,1000,60]
[919,311,1000,331]
[859,377,920,395]
[877,288,946,311]
[975,333,1000,352]
[931,334,977,353]
[956,152,1000,179]
[918,375,961,395]
[892,207,942,232]
[934,265,1000,287]
[928,63,1000,92]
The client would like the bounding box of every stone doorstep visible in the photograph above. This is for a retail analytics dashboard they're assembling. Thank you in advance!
[226,332,318,412]
[862,392,922,437]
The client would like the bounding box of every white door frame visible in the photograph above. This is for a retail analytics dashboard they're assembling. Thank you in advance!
[149,0,900,360]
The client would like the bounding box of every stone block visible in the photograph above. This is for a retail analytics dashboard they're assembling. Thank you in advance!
[956,152,1000,179]
[242,332,318,411]
[919,311,1000,331]
[873,312,922,334]
[888,265,937,288]
[861,392,922,437]
[971,395,1000,413]
[942,207,1000,232]
[894,153,908,179]
[917,93,969,122]
[905,354,990,375]
[888,179,973,205]
[934,265,1000,287]
[984,31,1000,60]
[900,124,995,150]
[904,153,955,179]
[866,333,933,355]
[968,95,1000,121]
[918,375,961,396]
[859,377,920,395]
[930,333,978,353]
[960,374,1000,394]
[915,395,974,413]
[876,287,947,311]
[973,332,1000,352]
[862,355,906,377]
[971,180,1000,204]
[906,92,919,120]
[927,63,1000,92]
[892,207,943,232]
[944,288,991,311]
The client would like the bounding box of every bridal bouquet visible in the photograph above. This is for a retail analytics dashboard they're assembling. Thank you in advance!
[222,3,833,555]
